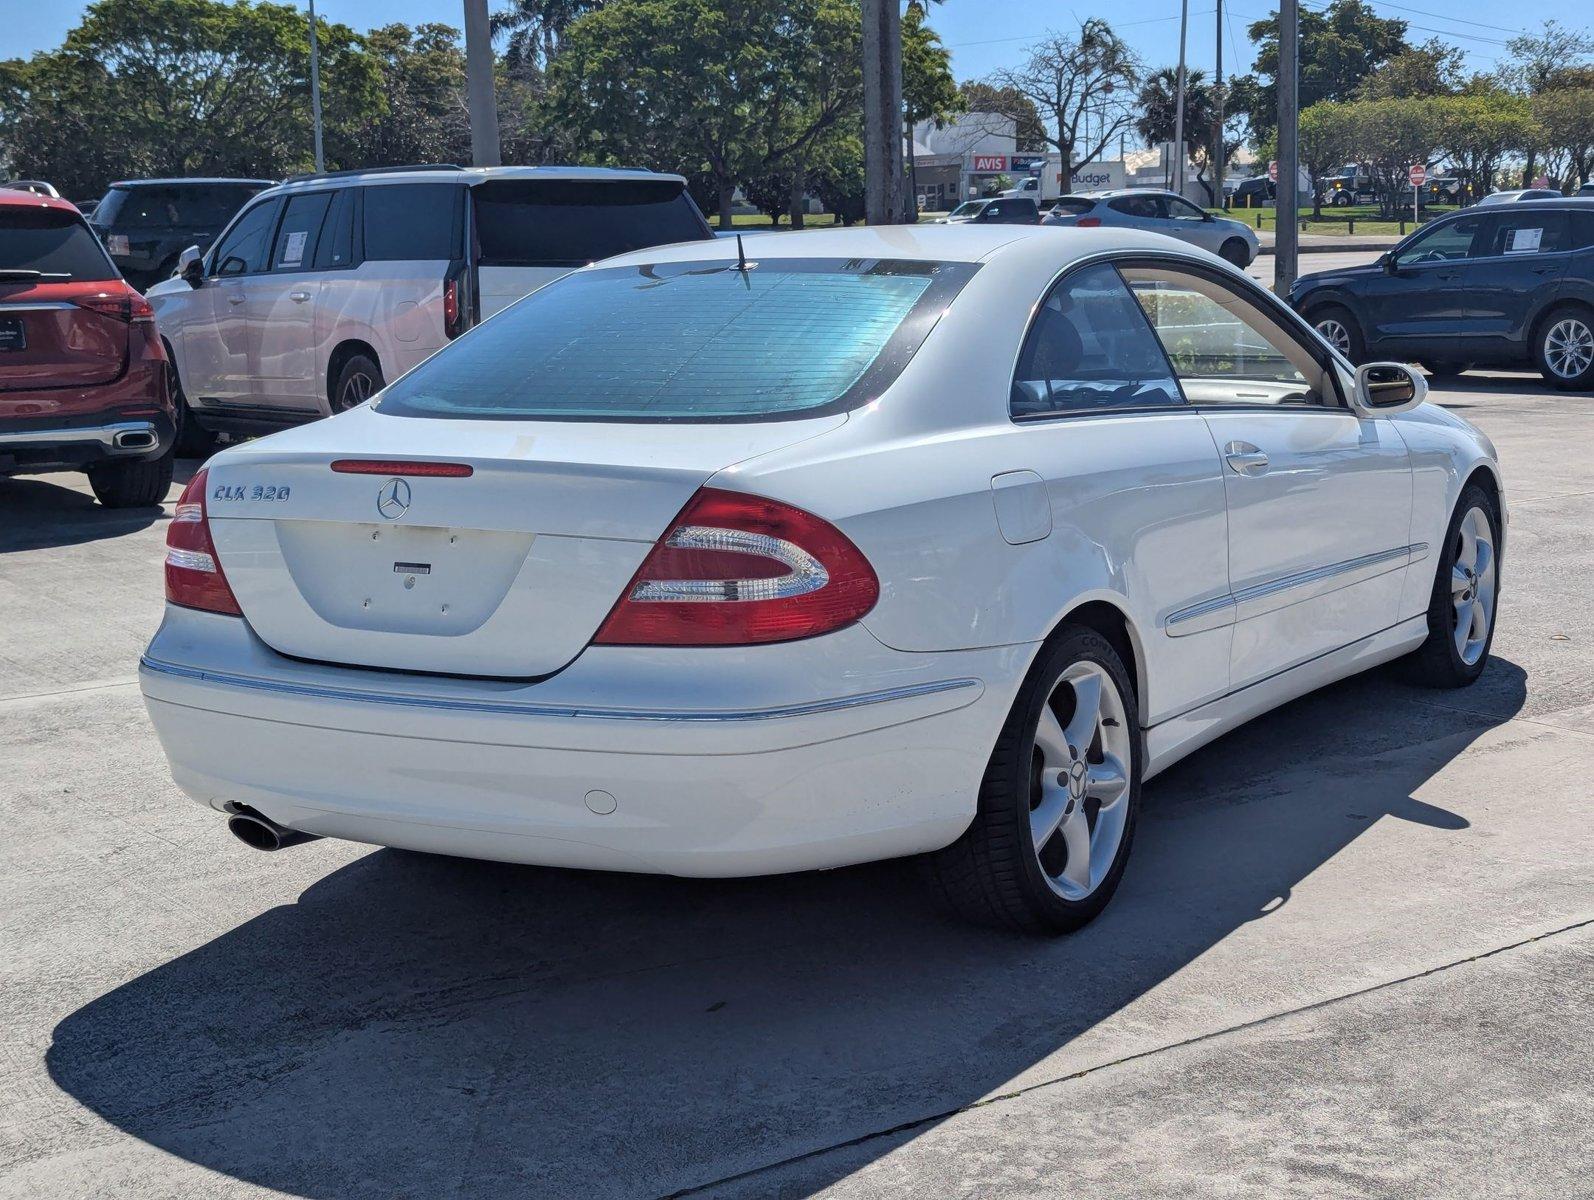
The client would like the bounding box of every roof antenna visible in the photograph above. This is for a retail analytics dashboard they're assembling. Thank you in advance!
[735,233,751,273]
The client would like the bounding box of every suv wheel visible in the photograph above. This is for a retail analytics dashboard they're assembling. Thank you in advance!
[332,353,384,412]
[925,628,1142,934]
[169,359,216,458]
[1307,304,1365,362]
[1535,306,1594,390]
[87,446,174,509]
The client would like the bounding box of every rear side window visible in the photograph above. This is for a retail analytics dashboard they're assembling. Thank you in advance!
[314,188,356,268]
[363,184,460,261]
[472,179,710,268]
[1010,262,1183,418]
[0,207,116,280]
[271,191,333,272]
[95,184,263,230]
[1479,212,1569,257]
[1109,195,1161,219]
[376,257,976,422]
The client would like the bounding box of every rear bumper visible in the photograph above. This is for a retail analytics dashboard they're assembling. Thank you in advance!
[140,606,1033,876]
[0,353,173,474]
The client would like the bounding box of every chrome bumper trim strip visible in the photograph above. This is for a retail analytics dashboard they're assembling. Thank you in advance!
[0,420,158,452]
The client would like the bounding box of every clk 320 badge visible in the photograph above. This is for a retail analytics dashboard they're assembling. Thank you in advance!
[212,483,291,502]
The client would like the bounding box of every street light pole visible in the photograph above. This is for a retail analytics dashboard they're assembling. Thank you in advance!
[1274,0,1300,292]
[1212,0,1224,207]
[307,0,324,173]
[1173,0,1189,197]
[463,0,502,167]
[862,0,905,225]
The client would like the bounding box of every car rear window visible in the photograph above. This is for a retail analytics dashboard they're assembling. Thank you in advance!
[471,178,710,267]
[1050,198,1096,216]
[375,257,976,422]
[94,184,264,230]
[0,207,116,280]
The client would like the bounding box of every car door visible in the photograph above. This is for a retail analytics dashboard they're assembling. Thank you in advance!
[1007,260,1235,719]
[179,196,282,407]
[1122,259,1413,689]
[1464,210,1573,352]
[250,189,335,415]
[1356,212,1487,356]
[1158,194,1220,253]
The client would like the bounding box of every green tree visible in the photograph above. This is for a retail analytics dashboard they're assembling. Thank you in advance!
[1230,0,1409,144]
[1533,86,1594,189]
[957,81,1047,151]
[1435,92,1535,201]
[547,0,861,229]
[1330,96,1446,215]
[1296,101,1359,216]
[491,0,605,70]
[0,0,379,197]
[1136,67,1227,202]
[901,3,960,221]
[329,23,470,168]
[1358,38,1465,101]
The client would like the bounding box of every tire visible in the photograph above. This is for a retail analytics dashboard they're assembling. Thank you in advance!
[1420,360,1473,379]
[1401,483,1499,688]
[168,357,217,459]
[1332,192,1352,208]
[86,446,175,509]
[1307,303,1365,363]
[1219,238,1251,267]
[1533,304,1594,390]
[924,627,1142,934]
[331,352,384,413]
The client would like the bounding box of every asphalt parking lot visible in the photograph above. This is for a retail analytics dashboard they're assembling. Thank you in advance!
[4,366,1593,1195]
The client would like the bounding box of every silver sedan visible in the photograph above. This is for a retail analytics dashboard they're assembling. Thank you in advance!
[1044,189,1260,267]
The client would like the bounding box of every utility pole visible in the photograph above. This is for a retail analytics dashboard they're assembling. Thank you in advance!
[307,0,324,173]
[1173,0,1189,197]
[862,0,904,225]
[1274,0,1300,292]
[1212,0,1224,207]
[463,0,502,167]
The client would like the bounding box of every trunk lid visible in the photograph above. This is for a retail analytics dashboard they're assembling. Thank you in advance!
[203,405,846,677]
[0,285,129,393]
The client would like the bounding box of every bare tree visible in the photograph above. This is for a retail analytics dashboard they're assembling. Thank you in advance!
[988,19,1140,180]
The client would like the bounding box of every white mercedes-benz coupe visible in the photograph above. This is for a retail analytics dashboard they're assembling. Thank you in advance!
[140,225,1504,932]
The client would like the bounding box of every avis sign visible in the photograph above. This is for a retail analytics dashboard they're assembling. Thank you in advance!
[971,155,1008,173]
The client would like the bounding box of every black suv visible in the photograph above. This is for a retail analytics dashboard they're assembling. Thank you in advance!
[90,178,273,291]
[1291,199,1594,389]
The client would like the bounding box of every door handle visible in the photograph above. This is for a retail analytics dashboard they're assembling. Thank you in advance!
[289,291,311,302]
[227,294,246,305]
[1223,440,1270,476]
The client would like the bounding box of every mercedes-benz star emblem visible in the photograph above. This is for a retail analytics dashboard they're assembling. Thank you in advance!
[1068,759,1089,802]
[376,478,411,521]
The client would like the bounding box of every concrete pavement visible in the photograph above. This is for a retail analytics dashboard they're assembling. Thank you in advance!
[2,373,1591,1198]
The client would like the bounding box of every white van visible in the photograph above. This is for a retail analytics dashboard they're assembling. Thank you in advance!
[147,165,712,449]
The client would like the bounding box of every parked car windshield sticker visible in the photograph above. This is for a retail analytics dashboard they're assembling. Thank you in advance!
[280,229,308,267]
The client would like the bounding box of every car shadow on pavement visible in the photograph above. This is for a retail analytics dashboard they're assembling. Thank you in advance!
[0,461,200,553]
[45,659,1527,1199]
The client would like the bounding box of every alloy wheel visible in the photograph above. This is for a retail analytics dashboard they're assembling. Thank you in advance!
[1544,317,1594,380]
[338,371,375,411]
[1315,318,1351,356]
[1450,506,1496,667]
[1028,661,1132,901]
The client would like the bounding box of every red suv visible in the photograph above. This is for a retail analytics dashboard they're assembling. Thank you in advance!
[0,189,175,507]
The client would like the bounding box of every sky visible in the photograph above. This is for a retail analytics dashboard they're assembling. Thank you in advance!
[3,0,1562,84]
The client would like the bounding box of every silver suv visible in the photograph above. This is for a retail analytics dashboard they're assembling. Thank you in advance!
[147,165,712,451]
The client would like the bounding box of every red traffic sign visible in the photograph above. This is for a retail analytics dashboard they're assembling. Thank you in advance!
[1268,160,1279,183]
[1408,164,1427,187]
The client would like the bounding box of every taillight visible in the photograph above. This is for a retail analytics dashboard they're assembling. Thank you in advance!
[75,291,154,324]
[443,276,461,338]
[1076,217,1102,228]
[164,468,243,616]
[593,488,878,646]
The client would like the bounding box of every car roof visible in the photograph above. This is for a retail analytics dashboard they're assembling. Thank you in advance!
[594,223,1210,271]
[268,164,687,195]
[108,177,276,188]
[0,187,80,213]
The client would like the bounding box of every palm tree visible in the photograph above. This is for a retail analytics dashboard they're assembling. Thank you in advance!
[490,0,603,70]
[1136,66,1225,203]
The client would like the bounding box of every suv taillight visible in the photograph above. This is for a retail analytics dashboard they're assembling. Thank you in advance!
[443,262,470,339]
[593,488,878,646]
[164,468,243,616]
[75,291,154,324]
[1076,216,1102,228]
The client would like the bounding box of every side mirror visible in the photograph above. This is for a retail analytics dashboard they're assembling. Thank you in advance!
[1354,362,1426,416]
[178,245,204,287]
[1381,253,1398,275]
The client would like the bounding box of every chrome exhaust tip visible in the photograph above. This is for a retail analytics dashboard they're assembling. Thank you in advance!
[111,428,157,451]
[225,806,320,852]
